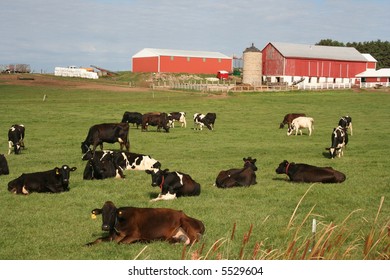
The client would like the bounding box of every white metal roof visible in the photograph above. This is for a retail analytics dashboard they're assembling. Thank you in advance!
[356,68,390,77]
[268,42,368,62]
[361,53,377,62]
[132,48,231,59]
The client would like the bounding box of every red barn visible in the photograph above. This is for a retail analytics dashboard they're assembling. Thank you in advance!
[261,42,376,86]
[356,68,390,88]
[132,48,232,74]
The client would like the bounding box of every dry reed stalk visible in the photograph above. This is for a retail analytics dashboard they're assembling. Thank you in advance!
[287,184,315,230]
[133,245,149,260]
[203,238,227,260]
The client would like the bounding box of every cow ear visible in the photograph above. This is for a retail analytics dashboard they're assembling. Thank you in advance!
[55,168,60,175]
[91,209,102,215]
[145,170,152,174]
[70,167,77,172]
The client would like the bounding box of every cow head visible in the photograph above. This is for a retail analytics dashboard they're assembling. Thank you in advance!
[81,141,90,154]
[286,124,295,136]
[243,157,258,171]
[279,123,285,129]
[54,165,77,190]
[145,168,169,187]
[275,160,290,174]
[91,201,117,231]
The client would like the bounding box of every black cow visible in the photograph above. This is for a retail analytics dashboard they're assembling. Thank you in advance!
[8,165,77,194]
[86,201,205,246]
[0,154,10,175]
[81,123,130,154]
[168,112,187,128]
[142,112,170,132]
[82,150,161,171]
[279,113,306,128]
[215,157,258,188]
[326,126,348,159]
[193,112,217,130]
[145,168,201,201]
[121,111,143,129]
[275,160,346,183]
[8,124,25,154]
[83,151,125,180]
[338,115,353,136]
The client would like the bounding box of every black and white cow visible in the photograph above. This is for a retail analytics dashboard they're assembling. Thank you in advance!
[83,151,125,180]
[326,126,348,159]
[145,168,201,201]
[8,124,25,155]
[121,111,143,129]
[81,123,130,154]
[193,113,216,130]
[82,150,161,171]
[338,115,353,136]
[0,154,10,175]
[8,165,77,194]
[168,112,187,128]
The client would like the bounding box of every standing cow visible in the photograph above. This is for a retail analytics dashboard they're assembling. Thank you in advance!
[326,126,348,159]
[287,117,314,136]
[338,115,353,136]
[142,112,170,132]
[8,124,25,154]
[193,113,216,130]
[279,113,306,128]
[81,123,130,154]
[168,112,187,128]
[145,168,201,201]
[121,111,143,129]
[8,165,77,194]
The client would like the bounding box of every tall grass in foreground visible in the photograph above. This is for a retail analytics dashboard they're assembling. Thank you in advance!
[179,193,389,260]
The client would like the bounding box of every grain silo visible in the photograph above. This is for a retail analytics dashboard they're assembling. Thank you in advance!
[242,43,262,85]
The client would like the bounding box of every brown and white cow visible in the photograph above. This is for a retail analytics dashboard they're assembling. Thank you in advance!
[215,157,258,188]
[86,201,205,246]
[275,160,346,183]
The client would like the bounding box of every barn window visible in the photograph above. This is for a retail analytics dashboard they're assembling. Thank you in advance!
[218,58,222,63]
[187,57,191,62]
[170,56,174,61]
[203,58,206,62]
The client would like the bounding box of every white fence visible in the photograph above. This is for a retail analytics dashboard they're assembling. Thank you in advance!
[298,83,352,90]
[54,67,98,79]
[360,82,390,88]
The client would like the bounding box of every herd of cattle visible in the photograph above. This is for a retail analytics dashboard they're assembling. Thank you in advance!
[0,111,353,246]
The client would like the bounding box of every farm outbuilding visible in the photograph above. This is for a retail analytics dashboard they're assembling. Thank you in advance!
[356,68,390,88]
[132,48,232,74]
[261,42,376,86]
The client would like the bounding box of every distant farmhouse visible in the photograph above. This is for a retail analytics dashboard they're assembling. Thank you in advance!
[132,48,232,74]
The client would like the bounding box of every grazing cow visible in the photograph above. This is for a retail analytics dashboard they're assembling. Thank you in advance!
[279,113,306,128]
[0,154,10,175]
[326,126,348,159]
[338,115,353,136]
[83,151,125,180]
[215,157,258,188]
[142,112,170,132]
[193,112,217,130]
[168,112,187,128]
[121,111,143,129]
[8,165,77,194]
[275,160,346,183]
[81,123,130,154]
[287,116,314,136]
[82,150,161,171]
[145,168,201,201]
[8,124,25,154]
[86,201,205,246]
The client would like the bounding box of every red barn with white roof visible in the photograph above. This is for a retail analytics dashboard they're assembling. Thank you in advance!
[132,48,232,74]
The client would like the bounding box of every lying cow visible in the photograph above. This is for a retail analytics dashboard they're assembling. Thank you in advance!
[83,151,125,180]
[86,201,205,246]
[326,126,348,159]
[168,112,187,128]
[81,123,130,154]
[145,168,201,201]
[275,160,346,183]
[0,154,10,175]
[279,113,306,128]
[121,111,143,129]
[8,165,77,194]
[215,157,258,188]
[193,112,216,130]
[142,112,170,132]
[338,115,353,136]
[287,116,314,136]
[8,124,25,154]
[82,150,161,171]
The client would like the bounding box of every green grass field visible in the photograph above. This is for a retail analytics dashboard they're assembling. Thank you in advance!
[0,76,389,260]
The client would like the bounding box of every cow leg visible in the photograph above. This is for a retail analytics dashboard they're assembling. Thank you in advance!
[8,141,12,155]
[170,227,190,245]
[85,235,115,246]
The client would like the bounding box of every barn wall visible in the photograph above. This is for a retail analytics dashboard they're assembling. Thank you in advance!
[132,57,159,72]
[262,44,284,75]
[159,56,232,74]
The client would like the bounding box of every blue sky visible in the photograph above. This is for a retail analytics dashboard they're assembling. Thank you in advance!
[1,0,389,72]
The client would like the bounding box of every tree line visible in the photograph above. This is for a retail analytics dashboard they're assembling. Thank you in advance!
[316,39,390,69]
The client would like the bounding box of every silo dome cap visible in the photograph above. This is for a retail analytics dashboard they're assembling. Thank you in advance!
[244,43,261,53]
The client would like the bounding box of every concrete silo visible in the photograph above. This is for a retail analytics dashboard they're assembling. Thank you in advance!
[242,43,262,85]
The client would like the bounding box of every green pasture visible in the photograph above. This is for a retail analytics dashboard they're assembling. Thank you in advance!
[0,78,389,260]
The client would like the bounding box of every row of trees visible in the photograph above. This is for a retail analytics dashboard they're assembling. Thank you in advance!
[316,39,390,69]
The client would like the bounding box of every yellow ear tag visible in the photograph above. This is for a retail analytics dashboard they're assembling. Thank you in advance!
[91,214,97,220]
[56,169,60,175]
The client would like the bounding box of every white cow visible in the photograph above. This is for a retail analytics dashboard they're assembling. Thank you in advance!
[287,117,314,136]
